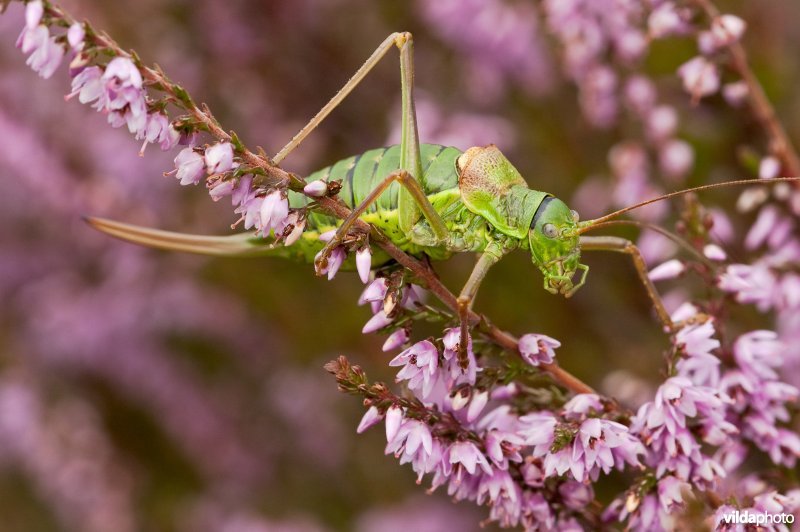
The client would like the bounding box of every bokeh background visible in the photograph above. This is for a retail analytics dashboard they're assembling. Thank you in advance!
[0,0,799,530]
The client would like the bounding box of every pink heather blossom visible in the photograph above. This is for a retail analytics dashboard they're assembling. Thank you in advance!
[722,80,749,106]
[24,0,44,28]
[356,406,383,434]
[445,441,492,478]
[389,340,439,398]
[646,105,678,141]
[709,14,747,49]
[138,113,179,155]
[205,142,234,174]
[101,57,147,135]
[648,259,685,282]
[361,310,392,334]
[759,156,781,179]
[324,246,345,280]
[559,480,594,510]
[173,147,205,186]
[624,76,657,115]
[303,180,328,197]
[67,22,85,51]
[208,179,234,202]
[278,212,306,246]
[18,24,64,79]
[677,57,720,100]
[67,66,104,105]
[517,333,559,366]
[169,147,205,185]
[563,394,604,418]
[385,406,403,442]
[719,263,778,311]
[259,190,289,235]
[648,3,686,39]
[465,391,488,423]
[675,322,720,359]
[659,139,694,180]
[358,278,387,307]
[382,328,408,352]
[356,247,371,284]
[231,175,255,207]
[703,244,727,261]
[238,196,264,231]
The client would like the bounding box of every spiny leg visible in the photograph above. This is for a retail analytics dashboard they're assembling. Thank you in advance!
[579,235,674,331]
[456,247,504,367]
[274,32,416,166]
[315,32,450,270]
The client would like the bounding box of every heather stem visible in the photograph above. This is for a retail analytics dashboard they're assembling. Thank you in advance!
[692,0,800,176]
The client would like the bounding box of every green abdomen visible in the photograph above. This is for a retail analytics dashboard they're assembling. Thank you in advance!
[291,143,460,212]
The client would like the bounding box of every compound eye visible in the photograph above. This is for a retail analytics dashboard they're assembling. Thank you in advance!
[542,223,558,238]
[570,209,580,222]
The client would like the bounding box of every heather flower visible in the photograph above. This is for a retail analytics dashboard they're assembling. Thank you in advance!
[559,480,593,510]
[277,211,306,246]
[138,113,179,155]
[445,441,492,479]
[389,340,439,397]
[759,156,781,179]
[677,57,720,100]
[648,259,685,282]
[719,263,778,311]
[231,175,255,207]
[659,139,693,180]
[722,80,749,106]
[648,3,686,39]
[537,417,643,482]
[101,57,147,134]
[18,24,64,79]
[66,66,104,106]
[303,179,328,197]
[382,328,408,352]
[703,243,727,261]
[361,310,392,334]
[356,406,382,434]
[67,22,85,51]
[205,142,234,175]
[356,247,371,284]
[259,190,289,235]
[208,179,234,202]
[518,333,559,366]
[172,147,205,186]
[323,246,345,280]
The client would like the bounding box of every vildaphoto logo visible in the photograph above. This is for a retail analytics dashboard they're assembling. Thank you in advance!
[721,510,795,526]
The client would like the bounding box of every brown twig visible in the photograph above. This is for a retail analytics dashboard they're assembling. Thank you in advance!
[46,2,595,396]
[692,0,800,176]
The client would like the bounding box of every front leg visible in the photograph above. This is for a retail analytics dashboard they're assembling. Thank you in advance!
[579,235,674,331]
[456,246,504,367]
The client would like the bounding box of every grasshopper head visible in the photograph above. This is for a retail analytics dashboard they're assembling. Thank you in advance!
[528,197,588,298]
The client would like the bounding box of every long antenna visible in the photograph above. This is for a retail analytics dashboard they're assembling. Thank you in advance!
[578,177,800,232]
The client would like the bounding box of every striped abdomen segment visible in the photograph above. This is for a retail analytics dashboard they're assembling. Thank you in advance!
[289,144,462,228]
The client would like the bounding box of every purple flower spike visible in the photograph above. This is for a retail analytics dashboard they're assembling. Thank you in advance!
[173,148,205,186]
[518,333,559,366]
[356,247,372,284]
[303,179,328,197]
[205,142,234,175]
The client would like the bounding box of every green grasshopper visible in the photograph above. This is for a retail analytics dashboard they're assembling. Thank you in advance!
[88,33,796,343]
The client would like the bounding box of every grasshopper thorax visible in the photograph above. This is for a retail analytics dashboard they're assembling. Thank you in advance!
[528,197,588,297]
